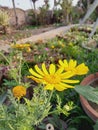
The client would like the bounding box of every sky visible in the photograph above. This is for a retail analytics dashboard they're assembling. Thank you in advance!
[0,0,79,10]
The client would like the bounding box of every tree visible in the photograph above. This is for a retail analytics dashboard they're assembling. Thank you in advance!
[29,0,33,9]
[38,3,49,25]
[44,0,50,10]
[77,0,94,12]
[31,0,38,25]
[31,0,38,11]
[80,0,98,39]
[59,0,73,24]
[12,0,18,26]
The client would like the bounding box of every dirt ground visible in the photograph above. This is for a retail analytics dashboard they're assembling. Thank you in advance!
[0,25,57,45]
[0,24,76,51]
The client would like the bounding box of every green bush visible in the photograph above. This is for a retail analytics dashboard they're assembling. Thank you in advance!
[0,10,9,34]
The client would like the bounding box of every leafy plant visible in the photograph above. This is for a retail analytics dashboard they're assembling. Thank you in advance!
[0,87,51,130]
[0,10,9,34]
[3,79,18,88]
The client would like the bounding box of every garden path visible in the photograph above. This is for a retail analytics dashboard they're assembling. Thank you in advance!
[0,24,76,52]
[17,24,75,44]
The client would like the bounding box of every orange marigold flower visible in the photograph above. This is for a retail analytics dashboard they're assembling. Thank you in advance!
[12,86,26,99]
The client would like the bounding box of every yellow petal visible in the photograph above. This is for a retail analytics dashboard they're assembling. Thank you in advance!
[59,60,64,66]
[42,63,49,75]
[55,84,66,91]
[44,84,54,90]
[29,68,43,78]
[61,71,74,79]
[35,65,44,76]
[56,68,64,74]
[27,76,42,83]
[61,79,79,83]
[69,59,77,68]
[59,83,74,88]
[76,63,89,75]
[49,64,56,74]
[64,59,68,67]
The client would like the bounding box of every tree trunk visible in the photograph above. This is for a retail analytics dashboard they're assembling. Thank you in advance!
[89,18,98,39]
[33,2,38,25]
[87,0,90,9]
[66,13,69,24]
[33,2,36,12]
[3,26,7,34]
[12,0,18,27]
[29,0,33,9]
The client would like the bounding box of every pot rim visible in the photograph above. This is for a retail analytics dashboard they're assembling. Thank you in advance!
[80,72,98,122]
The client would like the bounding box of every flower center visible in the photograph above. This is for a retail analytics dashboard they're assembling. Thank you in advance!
[44,74,61,84]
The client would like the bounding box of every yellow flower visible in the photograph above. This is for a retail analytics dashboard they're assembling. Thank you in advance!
[11,43,30,50]
[51,45,55,49]
[12,86,26,99]
[27,47,31,52]
[27,63,79,91]
[58,59,89,75]
[61,44,65,47]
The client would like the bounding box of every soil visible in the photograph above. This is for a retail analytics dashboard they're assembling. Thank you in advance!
[0,25,57,45]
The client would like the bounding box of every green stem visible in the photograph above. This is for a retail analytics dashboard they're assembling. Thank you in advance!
[42,89,54,116]
[47,90,54,104]
[18,52,22,84]
[0,51,10,64]
[48,109,59,115]
[8,123,14,130]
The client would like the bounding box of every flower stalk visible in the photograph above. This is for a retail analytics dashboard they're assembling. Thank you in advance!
[0,51,10,64]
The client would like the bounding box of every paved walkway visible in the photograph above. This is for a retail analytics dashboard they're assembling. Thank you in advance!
[0,24,77,52]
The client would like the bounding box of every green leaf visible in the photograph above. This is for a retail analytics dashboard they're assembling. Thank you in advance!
[0,92,7,104]
[3,79,17,87]
[93,120,98,130]
[74,85,98,104]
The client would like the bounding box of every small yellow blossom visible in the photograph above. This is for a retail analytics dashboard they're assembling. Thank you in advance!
[11,43,31,50]
[27,63,79,91]
[51,45,55,49]
[58,59,89,75]
[12,86,26,99]
[61,44,65,47]
[27,47,31,52]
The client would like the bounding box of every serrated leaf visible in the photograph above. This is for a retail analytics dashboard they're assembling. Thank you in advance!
[3,79,17,87]
[74,85,98,104]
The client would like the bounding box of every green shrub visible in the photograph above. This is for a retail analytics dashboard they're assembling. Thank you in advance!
[0,10,9,34]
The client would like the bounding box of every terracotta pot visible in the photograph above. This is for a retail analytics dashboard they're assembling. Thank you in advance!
[80,72,98,122]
